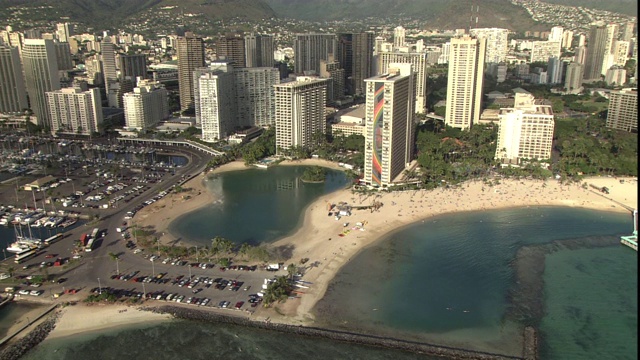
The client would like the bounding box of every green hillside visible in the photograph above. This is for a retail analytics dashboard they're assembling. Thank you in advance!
[265,0,548,32]
[543,0,637,16]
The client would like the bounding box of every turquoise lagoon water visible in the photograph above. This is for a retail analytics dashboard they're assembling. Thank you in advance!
[168,166,349,245]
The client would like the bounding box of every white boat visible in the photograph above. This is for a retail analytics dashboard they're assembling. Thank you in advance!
[6,242,38,254]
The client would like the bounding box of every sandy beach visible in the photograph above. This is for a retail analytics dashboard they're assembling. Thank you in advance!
[133,159,637,325]
[47,304,171,340]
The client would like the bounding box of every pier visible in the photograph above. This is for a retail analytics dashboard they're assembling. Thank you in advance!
[620,209,638,251]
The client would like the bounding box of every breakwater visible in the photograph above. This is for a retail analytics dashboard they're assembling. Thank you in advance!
[147,305,524,360]
[0,311,58,360]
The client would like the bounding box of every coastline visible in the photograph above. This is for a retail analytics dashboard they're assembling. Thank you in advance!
[46,304,172,340]
[133,159,637,327]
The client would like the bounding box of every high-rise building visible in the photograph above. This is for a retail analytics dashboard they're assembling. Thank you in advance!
[604,67,626,85]
[54,41,73,70]
[613,41,630,66]
[118,53,147,82]
[564,62,584,93]
[548,26,564,43]
[274,78,328,153]
[604,24,619,56]
[445,36,486,130]
[363,63,416,187]
[176,32,205,111]
[319,54,345,104]
[244,34,274,68]
[495,93,554,166]
[583,24,609,81]
[46,87,102,135]
[393,26,406,49]
[22,39,60,127]
[529,41,561,62]
[216,33,246,68]
[108,77,133,109]
[337,32,374,95]
[0,45,27,113]
[234,67,280,127]
[562,29,574,49]
[377,52,427,113]
[55,23,73,43]
[123,79,169,130]
[577,34,586,47]
[101,38,117,94]
[197,64,237,142]
[293,34,337,74]
[84,56,103,85]
[621,21,635,42]
[547,56,564,84]
[469,28,509,64]
[575,46,587,65]
[606,88,637,132]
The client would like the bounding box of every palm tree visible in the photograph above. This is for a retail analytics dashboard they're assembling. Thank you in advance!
[287,263,297,280]
[6,266,15,277]
[108,252,120,275]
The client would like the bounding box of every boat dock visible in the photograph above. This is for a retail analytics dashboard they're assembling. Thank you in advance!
[620,209,637,251]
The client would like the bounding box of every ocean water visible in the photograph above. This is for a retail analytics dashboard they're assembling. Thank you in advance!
[539,246,637,360]
[313,207,634,357]
[168,166,349,246]
[23,319,436,360]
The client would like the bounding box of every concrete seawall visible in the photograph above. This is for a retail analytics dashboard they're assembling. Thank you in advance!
[149,305,525,360]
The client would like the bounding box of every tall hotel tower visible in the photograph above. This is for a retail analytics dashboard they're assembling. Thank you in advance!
[22,39,60,127]
[46,87,102,135]
[293,34,337,74]
[177,32,205,111]
[274,78,328,154]
[583,24,608,81]
[0,44,28,113]
[445,36,486,130]
[337,32,374,95]
[363,63,416,187]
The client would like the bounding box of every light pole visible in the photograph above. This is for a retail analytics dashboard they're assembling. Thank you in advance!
[115,257,120,275]
[98,277,102,295]
[195,245,198,262]
[188,264,192,281]
[142,282,146,299]
[151,259,155,276]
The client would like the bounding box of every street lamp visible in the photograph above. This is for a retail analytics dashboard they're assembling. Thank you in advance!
[142,282,146,299]
[151,258,155,276]
[98,277,102,295]
[115,257,120,275]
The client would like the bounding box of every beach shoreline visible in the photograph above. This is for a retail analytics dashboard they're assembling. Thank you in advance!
[132,159,637,326]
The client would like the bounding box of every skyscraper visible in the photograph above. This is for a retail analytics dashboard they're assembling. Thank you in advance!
[54,41,73,70]
[377,52,427,113]
[22,39,60,127]
[119,53,147,82]
[234,67,280,127]
[0,44,28,113]
[547,56,564,84]
[274,78,328,154]
[606,88,637,132]
[445,36,486,130]
[583,24,608,81]
[363,63,416,187]
[564,62,584,93]
[101,38,117,94]
[46,87,102,135]
[613,41,630,66]
[337,32,374,95]
[196,63,237,142]
[123,80,169,130]
[294,34,337,74]
[469,28,509,64]
[621,21,635,42]
[393,26,406,49]
[529,41,561,63]
[319,54,345,104]
[216,33,246,68]
[244,34,274,68]
[495,93,554,166]
[176,32,205,111]
[56,23,74,43]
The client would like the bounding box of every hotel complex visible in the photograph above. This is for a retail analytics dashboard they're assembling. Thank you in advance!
[123,80,169,130]
[46,87,103,135]
[445,36,486,130]
[495,93,555,166]
[274,78,328,154]
[363,63,416,187]
[606,88,638,133]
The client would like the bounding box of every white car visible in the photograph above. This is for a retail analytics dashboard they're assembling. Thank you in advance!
[29,290,44,296]
[18,289,30,295]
